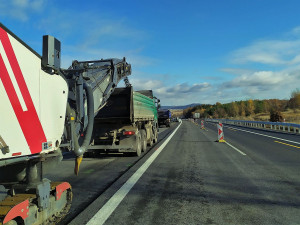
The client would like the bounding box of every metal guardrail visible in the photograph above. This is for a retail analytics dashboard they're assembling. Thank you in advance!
[206,118,300,134]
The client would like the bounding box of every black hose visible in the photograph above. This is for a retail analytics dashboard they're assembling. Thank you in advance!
[67,82,94,157]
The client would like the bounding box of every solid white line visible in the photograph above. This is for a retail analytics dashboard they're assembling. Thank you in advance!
[86,122,182,225]
[226,126,300,145]
[0,40,28,111]
[225,141,247,156]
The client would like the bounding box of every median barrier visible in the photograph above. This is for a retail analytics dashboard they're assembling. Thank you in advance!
[206,118,300,135]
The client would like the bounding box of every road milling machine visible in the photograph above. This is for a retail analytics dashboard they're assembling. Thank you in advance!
[0,23,131,224]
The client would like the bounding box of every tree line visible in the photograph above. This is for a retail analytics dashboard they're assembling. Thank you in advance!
[183,89,300,121]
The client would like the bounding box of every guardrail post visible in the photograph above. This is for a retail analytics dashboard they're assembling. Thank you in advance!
[264,124,266,129]
[288,126,290,132]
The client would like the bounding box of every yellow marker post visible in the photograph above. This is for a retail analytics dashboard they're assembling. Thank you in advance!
[74,156,83,175]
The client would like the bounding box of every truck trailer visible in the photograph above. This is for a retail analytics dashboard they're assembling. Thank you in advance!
[88,87,159,156]
[158,109,171,127]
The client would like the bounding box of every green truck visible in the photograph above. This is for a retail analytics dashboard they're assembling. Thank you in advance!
[87,87,159,156]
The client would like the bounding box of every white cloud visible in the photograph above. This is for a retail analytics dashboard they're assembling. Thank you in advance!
[129,78,212,105]
[230,36,300,66]
[223,71,285,88]
[217,26,300,103]
[131,79,164,91]
[35,8,154,69]
[61,46,156,69]
[0,0,46,21]
[220,68,300,101]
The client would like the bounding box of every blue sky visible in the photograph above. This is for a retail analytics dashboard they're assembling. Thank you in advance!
[1,0,300,105]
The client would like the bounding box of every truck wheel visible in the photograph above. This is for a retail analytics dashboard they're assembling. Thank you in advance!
[134,132,142,157]
[141,130,147,152]
[153,128,158,143]
[147,129,154,147]
[5,220,18,225]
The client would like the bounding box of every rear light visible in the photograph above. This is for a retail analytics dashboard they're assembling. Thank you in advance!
[123,131,135,136]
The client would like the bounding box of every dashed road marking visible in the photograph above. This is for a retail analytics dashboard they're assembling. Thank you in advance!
[225,141,247,156]
[227,127,237,132]
[225,126,300,145]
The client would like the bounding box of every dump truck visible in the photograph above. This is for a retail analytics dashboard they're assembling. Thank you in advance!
[87,87,159,156]
[0,23,131,225]
[158,109,171,127]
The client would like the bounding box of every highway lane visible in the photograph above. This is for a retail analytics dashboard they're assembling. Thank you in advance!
[204,121,300,183]
[82,120,300,225]
[0,124,175,224]
[51,125,174,225]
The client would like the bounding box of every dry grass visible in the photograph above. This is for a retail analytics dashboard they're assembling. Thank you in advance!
[229,109,300,124]
[170,109,183,118]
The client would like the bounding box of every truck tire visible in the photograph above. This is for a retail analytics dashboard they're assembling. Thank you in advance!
[5,220,18,225]
[141,129,147,152]
[134,132,142,157]
[153,128,158,143]
[147,129,154,147]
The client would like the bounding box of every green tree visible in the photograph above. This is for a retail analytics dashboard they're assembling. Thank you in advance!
[254,100,263,114]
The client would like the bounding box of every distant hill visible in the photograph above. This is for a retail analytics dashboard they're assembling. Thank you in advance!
[160,103,201,110]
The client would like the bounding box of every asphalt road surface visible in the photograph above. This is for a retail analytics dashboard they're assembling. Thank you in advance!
[70,120,300,225]
[2,120,300,225]
[49,125,173,225]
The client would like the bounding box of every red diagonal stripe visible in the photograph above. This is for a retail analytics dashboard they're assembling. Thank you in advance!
[218,128,222,135]
[0,27,46,154]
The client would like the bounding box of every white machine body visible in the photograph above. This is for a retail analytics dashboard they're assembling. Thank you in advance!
[0,26,68,160]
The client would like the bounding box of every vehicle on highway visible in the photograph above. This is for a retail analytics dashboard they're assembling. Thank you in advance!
[158,109,171,127]
[87,87,159,156]
[172,117,180,122]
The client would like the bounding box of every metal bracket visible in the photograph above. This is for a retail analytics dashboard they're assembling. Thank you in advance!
[0,135,9,154]
[36,179,51,210]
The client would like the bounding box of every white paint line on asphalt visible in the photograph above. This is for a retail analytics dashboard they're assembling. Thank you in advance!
[227,126,300,145]
[225,141,247,156]
[86,122,183,225]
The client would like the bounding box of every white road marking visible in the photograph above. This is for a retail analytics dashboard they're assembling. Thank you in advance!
[86,122,182,225]
[225,141,247,156]
[226,126,300,145]
[0,40,28,111]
